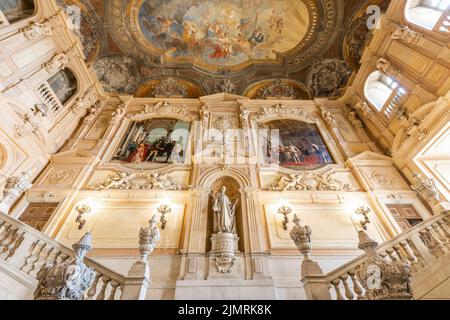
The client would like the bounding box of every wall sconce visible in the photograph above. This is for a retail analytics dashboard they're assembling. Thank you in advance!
[355,206,371,230]
[277,199,292,231]
[157,197,172,230]
[75,199,93,230]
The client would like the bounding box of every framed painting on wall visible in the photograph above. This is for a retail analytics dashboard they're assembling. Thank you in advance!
[258,119,334,170]
[113,118,191,166]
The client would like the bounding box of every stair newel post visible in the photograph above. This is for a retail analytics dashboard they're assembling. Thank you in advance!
[290,214,331,300]
[121,215,160,300]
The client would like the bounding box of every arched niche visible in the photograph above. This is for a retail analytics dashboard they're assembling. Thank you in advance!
[0,0,35,26]
[206,176,245,253]
[47,68,78,106]
[364,70,406,116]
[405,0,449,32]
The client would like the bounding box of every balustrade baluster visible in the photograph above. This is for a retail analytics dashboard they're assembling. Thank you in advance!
[86,273,102,300]
[340,274,354,300]
[348,271,365,300]
[392,244,410,266]
[331,279,345,300]
[419,227,444,258]
[108,281,120,300]
[406,238,427,268]
[5,230,25,260]
[0,224,12,244]
[432,223,450,251]
[27,243,48,277]
[399,241,419,272]
[385,249,398,262]
[96,276,111,300]
[436,220,450,242]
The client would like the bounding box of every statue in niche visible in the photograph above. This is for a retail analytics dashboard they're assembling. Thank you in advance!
[212,186,238,234]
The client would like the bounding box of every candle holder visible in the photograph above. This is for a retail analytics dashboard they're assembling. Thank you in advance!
[157,202,172,230]
[75,201,92,230]
[356,206,371,230]
[278,202,292,231]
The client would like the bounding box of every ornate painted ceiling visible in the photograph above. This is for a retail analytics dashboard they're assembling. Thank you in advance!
[57,0,389,99]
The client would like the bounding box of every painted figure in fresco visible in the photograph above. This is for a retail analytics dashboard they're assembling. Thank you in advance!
[114,118,190,166]
[260,120,334,170]
[248,27,266,47]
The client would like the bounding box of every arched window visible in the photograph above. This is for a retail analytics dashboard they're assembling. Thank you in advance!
[0,0,35,27]
[405,0,450,32]
[37,68,78,114]
[364,71,407,118]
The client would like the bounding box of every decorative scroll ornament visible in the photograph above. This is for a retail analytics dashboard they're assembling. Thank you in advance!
[43,53,69,74]
[290,214,312,260]
[214,115,234,131]
[239,108,250,127]
[271,172,355,192]
[34,233,96,300]
[352,96,374,118]
[376,58,401,80]
[90,171,184,191]
[134,101,191,121]
[70,87,98,114]
[152,78,187,97]
[0,170,33,212]
[356,231,413,300]
[256,79,297,99]
[256,104,315,122]
[138,215,161,262]
[320,108,337,128]
[391,25,424,46]
[110,103,127,125]
[411,173,440,205]
[348,111,363,128]
[307,59,352,97]
[20,19,54,40]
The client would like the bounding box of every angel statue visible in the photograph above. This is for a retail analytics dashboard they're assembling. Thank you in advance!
[212,186,238,234]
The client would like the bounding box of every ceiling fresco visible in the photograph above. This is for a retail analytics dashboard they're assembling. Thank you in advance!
[137,0,310,67]
[57,0,390,99]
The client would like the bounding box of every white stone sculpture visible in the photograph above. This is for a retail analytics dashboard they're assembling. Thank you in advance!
[391,25,423,46]
[90,171,183,191]
[212,186,238,234]
[376,58,400,79]
[356,230,413,300]
[0,170,33,214]
[348,111,363,128]
[209,186,240,275]
[290,214,313,261]
[411,173,440,205]
[34,233,96,300]
[110,103,127,125]
[320,108,338,128]
[271,172,354,192]
[20,21,53,40]
[44,53,69,74]
[138,215,161,262]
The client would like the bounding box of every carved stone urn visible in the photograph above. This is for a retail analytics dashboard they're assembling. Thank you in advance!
[356,231,413,300]
[138,215,161,262]
[34,233,96,300]
[290,214,313,261]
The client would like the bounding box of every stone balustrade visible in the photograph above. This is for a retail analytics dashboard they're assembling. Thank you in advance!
[0,211,126,300]
[319,211,449,300]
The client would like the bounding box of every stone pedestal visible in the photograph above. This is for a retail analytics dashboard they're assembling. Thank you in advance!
[208,232,241,279]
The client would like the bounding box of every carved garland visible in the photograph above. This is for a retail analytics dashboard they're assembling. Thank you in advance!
[270,172,356,191]
[89,170,185,191]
